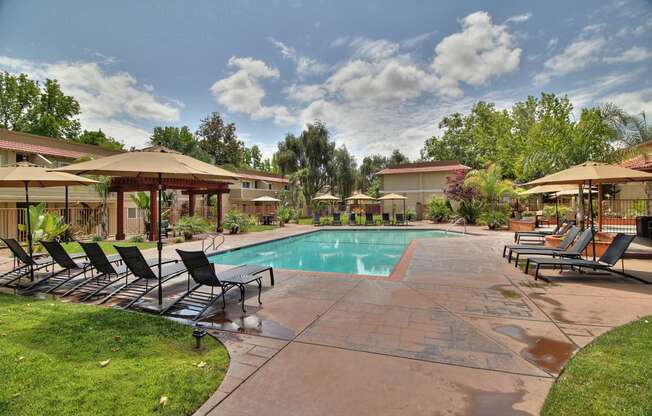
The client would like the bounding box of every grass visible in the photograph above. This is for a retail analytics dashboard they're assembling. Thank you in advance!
[0,293,229,416]
[542,316,652,415]
[61,241,157,255]
[297,217,313,225]
[247,224,276,233]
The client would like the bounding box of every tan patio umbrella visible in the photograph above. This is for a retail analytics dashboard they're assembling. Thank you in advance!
[313,193,340,215]
[527,161,652,260]
[52,146,239,306]
[378,193,408,222]
[0,162,98,279]
[252,196,280,222]
[345,192,375,202]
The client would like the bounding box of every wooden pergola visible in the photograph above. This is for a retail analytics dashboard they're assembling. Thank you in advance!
[109,176,230,240]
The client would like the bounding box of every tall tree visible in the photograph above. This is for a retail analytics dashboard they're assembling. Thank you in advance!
[75,129,124,151]
[360,154,387,192]
[332,145,356,198]
[273,122,335,203]
[196,112,245,166]
[149,126,203,159]
[388,149,409,166]
[0,71,40,132]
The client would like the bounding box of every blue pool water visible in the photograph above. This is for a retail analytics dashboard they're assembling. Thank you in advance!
[208,229,447,277]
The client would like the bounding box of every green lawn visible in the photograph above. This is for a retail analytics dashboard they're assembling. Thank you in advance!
[542,316,652,416]
[61,241,157,255]
[0,294,228,416]
[247,224,276,233]
[297,217,313,225]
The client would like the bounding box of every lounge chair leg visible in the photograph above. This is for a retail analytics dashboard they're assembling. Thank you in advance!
[514,253,520,267]
[502,246,507,257]
[525,259,530,274]
[240,285,246,313]
[269,268,275,286]
[257,278,262,304]
[535,265,540,280]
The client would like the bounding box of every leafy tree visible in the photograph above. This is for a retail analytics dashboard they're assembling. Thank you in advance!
[273,122,335,204]
[332,145,356,198]
[360,154,387,192]
[0,72,81,139]
[149,126,203,158]
[388,149,409,166]
[196,112,245,166]
[243,144,263,169]
[75,129,124,151]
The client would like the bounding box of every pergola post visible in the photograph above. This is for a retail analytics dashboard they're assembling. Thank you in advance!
[116,190,125,240]
[597,185,603,232]
[149,188,158,241]
[217,191,223,231]
[188,193,196,216]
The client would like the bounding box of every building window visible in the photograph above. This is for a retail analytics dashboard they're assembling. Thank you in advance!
[284,185,289,190]
[16,154,29,162]
[127,208,142,219]
[242,181,251,189]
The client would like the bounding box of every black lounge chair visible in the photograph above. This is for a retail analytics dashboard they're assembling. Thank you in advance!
[525,234,647,283]
[98,245,185,309]
[333,213,342,226]
[22,240,92,294]
[514,222,573,243]
[511,228,595,268]
[312,214,321,226]
[349,213,356,225]
[503,226,579,262]
[365,213,374,225]
[161,250,274,318]
[0,237,56,287]
[395,213,406,225]
[382,213,390,225]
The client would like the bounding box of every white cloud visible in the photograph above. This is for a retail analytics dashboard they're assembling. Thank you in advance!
[269,38,327,76]
[599,87,652,116]
[210,56,294,125]
[0,55,182,147]
[603,46,652,64]
[285,84,326,102]
[432,11,522,91]
[547,38,558,49]
[400,31,437,49]
[534,31,606,84]
[348,37,400,60]
[505,13,532,24]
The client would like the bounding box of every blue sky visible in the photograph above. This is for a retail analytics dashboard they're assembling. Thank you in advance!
[1,0,651,160]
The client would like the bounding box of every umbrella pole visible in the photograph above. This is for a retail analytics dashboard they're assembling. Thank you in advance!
[157,173,163,307]
[555,193,559,227]
[24,182,34,281]
[588,180,596,261]
[64,185,69,242]
[404,199,406,224]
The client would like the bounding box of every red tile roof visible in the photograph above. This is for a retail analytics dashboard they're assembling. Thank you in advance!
[0,138,93,160]
[620,154,652,172]
[0,129,122,159]
[376,161,470,175]
[236,171,289,183]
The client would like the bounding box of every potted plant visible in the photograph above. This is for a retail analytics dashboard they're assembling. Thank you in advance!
[175,215,210,241]
[223,210,254,234]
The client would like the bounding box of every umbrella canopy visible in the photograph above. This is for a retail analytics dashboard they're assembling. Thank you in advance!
[52,146,238,181]
[526,161,652,186]
[345,192,375,201]
[313,193,341,201]
[0,162,98,187]
[523,184,579,195]
[377,193,408,201]
[252,195,281,202]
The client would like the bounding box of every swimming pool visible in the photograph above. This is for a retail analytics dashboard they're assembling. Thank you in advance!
[208,229,447,277]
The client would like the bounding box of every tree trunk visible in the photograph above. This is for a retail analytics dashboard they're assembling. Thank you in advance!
[100,199,108,239]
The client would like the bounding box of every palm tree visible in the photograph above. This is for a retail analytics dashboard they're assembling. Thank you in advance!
[464,164,514,209]
[130,191,151,220]
[94,176,111,239]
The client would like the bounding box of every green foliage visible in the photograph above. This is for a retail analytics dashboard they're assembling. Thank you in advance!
[150,125,206,160]
[457,199,484,224]
[0,293,228,416]
[405,208,417,221]
[333,145,357,199]
[129,234,145,243]
[130,191,150,215]
[223,210,255,234]
[360,155,387,194]
[176,216,211,239]
[18,203,69,246]
[90,234,103,242]
[197,112,246,166]
[74,129,124,150]
[464,164,514,207]
[388,149,409,166]
[319,216,333,225]
[479,209,508,229]
[277,205,295,224]
[427,197,452,222]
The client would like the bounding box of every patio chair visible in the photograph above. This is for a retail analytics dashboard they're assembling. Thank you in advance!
[0,237,57,287]
[514,222,573,243]
[98,245,185,309]
[349,213,356,225]
[312,214,321,226]
[21,240,93,294]
[503,226,579,261]
[161,250,274,318]
[395,213,406,225]
[525,234,645,283]
[60,242,173,301]
[333,212,342,226]
[382,213,390,225]
[511,228,595,268]
[365,213,374,225]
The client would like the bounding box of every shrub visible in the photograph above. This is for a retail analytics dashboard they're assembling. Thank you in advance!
[176,215,210,240]
[277,206,295,225]
[129,234,145,243]
[405,208,417,221]
[457,199,484,224]
[479,209,508,230]
[174,237,184,244]
[223,210,254,234]
[90,234,103,242]
[18,203,69,250]
[427,197,452,222]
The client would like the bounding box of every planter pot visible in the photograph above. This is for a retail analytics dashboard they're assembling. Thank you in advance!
[183,232,193,241]
[545,235,564,248]
[583,232,615,258]
[509,219,536,232]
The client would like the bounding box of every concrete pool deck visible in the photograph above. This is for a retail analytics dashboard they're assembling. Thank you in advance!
[2,224,652,415]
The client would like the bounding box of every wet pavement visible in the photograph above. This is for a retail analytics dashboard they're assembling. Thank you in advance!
[2,224,652,415]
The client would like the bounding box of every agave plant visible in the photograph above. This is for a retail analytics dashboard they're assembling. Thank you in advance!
[18,203,69,249]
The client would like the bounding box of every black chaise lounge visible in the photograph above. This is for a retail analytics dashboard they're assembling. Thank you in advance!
[503,226,579,261]
[513,222,573,243]
[382,213,390,225]
[0,237,55,287]
[161,250,274,318]
[365,213,374,225]
[333,213,342,226]
[60,242,169,301]
[525,234,647,283]
[98,245,185,308]
[22,240,92,294]
[349,213,356,225]
[312,214,320,226]
[510,228,595,268]
[395,213,406,225]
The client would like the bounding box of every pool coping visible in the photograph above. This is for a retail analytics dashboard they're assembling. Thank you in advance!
[207,227,469,281]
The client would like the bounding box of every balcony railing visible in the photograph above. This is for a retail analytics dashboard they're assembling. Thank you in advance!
[229,188,281,201]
